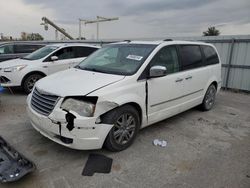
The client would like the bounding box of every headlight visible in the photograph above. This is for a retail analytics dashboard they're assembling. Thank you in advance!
[4,65,27,72]
[61,98,95,117]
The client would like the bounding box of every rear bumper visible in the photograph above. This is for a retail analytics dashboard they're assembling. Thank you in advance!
[27,99,113,150]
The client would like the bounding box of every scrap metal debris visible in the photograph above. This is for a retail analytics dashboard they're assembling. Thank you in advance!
[153,139,168,147]
[82,153,113,176]
[0,136,35,183]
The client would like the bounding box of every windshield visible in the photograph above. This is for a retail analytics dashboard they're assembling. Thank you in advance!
[22,46,58,60]
[77,44,156,75]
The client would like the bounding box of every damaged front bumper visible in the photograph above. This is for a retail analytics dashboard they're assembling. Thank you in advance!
[27,100,113,150]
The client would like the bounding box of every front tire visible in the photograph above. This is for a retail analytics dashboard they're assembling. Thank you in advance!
[201,84,217,111]
[23,74,43,94]
[103,105,140,152]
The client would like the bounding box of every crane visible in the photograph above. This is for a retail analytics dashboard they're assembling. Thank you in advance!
[79,16,119,40]
[41,17,74,40]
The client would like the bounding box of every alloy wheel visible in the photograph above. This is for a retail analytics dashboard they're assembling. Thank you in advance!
[205,86,216,109]
[113,113,136,145]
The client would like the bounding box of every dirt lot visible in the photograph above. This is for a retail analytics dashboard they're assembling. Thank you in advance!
[0,89,250,188]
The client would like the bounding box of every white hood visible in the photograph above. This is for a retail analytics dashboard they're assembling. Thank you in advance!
[0,58,35,68]
[0,59,30,68]
[35,68,125,97]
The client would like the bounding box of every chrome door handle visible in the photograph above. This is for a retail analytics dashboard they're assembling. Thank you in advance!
[185,76,192,80]
[175,78,183,82]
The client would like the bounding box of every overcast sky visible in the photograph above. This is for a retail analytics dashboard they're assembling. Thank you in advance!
[1,0,250,40]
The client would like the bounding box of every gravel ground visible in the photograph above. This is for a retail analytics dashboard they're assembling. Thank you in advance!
[0,89,250,188]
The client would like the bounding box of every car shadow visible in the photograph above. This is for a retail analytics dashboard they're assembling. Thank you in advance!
[0,87,27,96]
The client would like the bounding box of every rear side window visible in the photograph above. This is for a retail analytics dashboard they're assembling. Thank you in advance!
[14,44,44,53]
[179,45,203,70]
[74,47,98,58]
[202,45,219,65]
[53,47,75,60]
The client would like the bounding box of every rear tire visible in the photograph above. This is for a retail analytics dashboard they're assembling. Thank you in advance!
[103,105,140,152]
[201,84,217,111]
[23,74,43,94]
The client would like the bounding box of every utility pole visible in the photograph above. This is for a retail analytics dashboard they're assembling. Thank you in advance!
[79,19,81,39]
[79,16,119,40]
[41,17,74,40]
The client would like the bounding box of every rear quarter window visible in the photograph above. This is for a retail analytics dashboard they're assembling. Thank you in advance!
[202,45,219,65]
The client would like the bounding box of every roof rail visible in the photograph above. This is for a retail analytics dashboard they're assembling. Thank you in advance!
[124,40,131,43]
[163,39,173,41]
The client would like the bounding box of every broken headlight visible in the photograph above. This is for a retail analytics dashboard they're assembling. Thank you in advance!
[61,98,95,117]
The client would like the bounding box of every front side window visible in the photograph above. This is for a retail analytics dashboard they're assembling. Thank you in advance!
[202,45,219,65]
[0,45,14,54]
[78,44,156,75]
[179,45,203,70]
[150,46,180,74]
[23,46,58,60]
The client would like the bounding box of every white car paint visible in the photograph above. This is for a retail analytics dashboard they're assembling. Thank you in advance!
[27,40,221,150]
[0,43,99,88]
[35,68,125,97]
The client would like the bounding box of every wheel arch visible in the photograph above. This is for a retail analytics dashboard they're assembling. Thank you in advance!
[204,76,219,95]
[100,101,143,127]
[210,81,218,90]
[21,71,47,87]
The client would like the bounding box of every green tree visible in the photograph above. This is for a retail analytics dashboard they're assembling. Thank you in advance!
[203,27,220,36]
[27,33,44,41]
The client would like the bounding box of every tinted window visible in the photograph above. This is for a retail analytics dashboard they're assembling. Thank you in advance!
[53,47,75,60]
[179,45,203,70]
[74,47,98,58]
[150,46,179,74]
[0,45,14,54]
[15,44,44,53]
[202,45,219,65]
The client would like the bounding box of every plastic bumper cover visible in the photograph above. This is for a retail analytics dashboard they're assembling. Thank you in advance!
[27,106,113,150]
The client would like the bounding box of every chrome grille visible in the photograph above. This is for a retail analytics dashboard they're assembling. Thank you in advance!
[31,88,59,116]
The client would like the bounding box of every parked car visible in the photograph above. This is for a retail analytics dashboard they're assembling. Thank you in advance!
[0,42,45,62]
[27,40,221,151]
[0,43,99,93]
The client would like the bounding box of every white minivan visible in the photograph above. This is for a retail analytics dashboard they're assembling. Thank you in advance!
[0,43,99,93]
[27,40,221,151]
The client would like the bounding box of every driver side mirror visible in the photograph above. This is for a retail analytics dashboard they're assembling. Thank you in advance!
[51,56,58,61]
[149,66,167,78]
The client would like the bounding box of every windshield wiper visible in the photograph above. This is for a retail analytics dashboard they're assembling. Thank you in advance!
[81,67,110,74]
[20,57,30,60]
